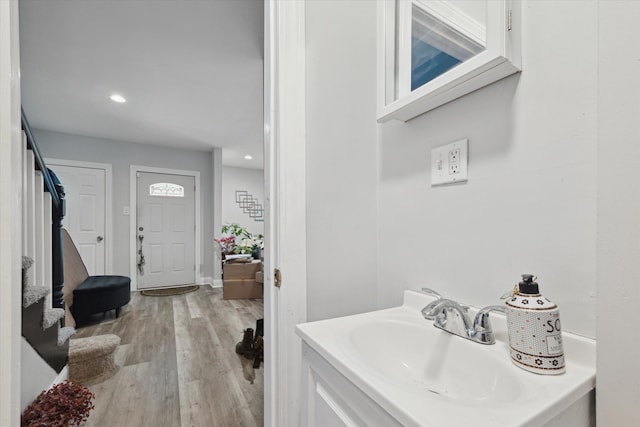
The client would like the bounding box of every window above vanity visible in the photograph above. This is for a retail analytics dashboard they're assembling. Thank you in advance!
[377,0,522,122]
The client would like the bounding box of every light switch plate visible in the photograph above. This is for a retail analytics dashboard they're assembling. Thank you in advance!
[431,139,468,186]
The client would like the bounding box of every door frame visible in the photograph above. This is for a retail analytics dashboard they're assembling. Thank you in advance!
[0,0,22,424]
[45,158,113,274]
[129,165,201,291]
[264,1,308,425]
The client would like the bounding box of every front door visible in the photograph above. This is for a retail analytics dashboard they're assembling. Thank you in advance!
[136,172,195,289]
[50,164,106,275]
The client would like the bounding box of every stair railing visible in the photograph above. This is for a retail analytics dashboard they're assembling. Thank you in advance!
[21,108,66,308]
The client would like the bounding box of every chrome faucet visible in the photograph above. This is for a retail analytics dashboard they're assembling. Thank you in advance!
[420,295,506,345]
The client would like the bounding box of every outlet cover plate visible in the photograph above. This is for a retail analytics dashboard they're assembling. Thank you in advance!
[431,139,468,186]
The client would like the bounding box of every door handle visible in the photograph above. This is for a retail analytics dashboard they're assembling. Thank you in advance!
[97,235,104,242]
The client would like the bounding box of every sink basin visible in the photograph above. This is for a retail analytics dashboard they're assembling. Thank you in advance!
[348,319,523,405]
[296,290,596,427]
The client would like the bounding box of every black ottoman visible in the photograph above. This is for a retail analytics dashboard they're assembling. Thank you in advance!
[71,275,131,326]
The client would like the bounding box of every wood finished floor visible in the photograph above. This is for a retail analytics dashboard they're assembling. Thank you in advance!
[72,286,264,427]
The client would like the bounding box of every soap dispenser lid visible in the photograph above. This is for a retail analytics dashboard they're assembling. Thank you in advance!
[518,274,539,294]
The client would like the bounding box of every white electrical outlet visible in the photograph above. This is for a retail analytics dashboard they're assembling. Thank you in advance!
[431,139,468,186]
[449,148,460,174]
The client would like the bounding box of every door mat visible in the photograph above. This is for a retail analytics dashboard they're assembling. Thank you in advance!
[141,285,199,297]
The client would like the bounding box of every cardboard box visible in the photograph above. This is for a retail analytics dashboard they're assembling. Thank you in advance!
[223,262,262,280]
[223,279,263,300]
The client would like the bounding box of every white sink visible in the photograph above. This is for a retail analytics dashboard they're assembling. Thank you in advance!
[296,290,596,427]
[348,319,525,405]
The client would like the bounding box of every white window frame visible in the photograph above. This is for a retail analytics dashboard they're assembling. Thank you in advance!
[149,182,185,198]
[378,0,522,122]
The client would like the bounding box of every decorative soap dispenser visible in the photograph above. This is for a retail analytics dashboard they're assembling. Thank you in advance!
[505,274,565,375]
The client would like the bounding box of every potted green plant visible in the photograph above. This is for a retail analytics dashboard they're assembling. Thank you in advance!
[21,380,95,427]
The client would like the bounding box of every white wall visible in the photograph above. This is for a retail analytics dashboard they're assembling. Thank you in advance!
[377,0,597,338]
[303,1,598,337]
[305,0,379,321]
[221,165,264,236]
[596,1,640,424]
[20,339,57,411]
[34,129,216,280]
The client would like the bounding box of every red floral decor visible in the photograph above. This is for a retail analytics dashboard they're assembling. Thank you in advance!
[215,235,237,255]
[22,380,95,427]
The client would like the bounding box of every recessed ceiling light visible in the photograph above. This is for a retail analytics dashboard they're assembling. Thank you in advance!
[109,94,126,103]
[244,155,253,160]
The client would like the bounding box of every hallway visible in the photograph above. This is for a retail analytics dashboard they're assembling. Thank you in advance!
[72,286,264,426]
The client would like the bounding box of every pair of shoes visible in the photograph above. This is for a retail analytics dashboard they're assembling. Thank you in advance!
[253,318,264,368]
[236,328,254,357]
[236,320,265,368]
[253,335,264,368]
[255,318,264,339]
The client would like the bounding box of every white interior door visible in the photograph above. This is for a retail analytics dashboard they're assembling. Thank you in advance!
[136,172,195,289]
[50,164,106,275]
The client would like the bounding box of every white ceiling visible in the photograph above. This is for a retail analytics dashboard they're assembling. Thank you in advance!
[19,0,264,169]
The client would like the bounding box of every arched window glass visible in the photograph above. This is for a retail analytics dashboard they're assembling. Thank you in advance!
[149,182,184,197]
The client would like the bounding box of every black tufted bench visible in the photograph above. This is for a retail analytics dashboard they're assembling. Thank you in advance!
[62,229,131,327]
[71,275,131,326]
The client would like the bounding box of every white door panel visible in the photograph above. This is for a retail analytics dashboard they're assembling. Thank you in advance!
[136,172,195,289]
[51,164,106,275]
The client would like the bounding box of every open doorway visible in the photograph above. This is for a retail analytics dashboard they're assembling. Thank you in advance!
[18,0,267,425]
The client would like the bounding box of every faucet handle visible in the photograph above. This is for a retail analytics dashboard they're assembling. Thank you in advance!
[473,305,507,329]
[422,298,467,319]
[420,288,469,311]
[421,300,443,319]
[472,305,507,344]
[420,288,442,299]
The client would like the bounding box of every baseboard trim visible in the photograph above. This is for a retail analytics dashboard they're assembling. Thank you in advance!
[51,365,69,387]
[211,279,223,288]
[198,276,213,286]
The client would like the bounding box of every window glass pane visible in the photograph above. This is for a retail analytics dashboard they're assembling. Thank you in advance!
[149,182,184,197]
[411,3,485,91]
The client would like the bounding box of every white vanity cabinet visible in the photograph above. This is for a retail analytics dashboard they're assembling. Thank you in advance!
[301,337,594,427]
[300,343,403,427]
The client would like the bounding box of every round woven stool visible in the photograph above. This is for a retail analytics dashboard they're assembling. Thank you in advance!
[69,334,120,383]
